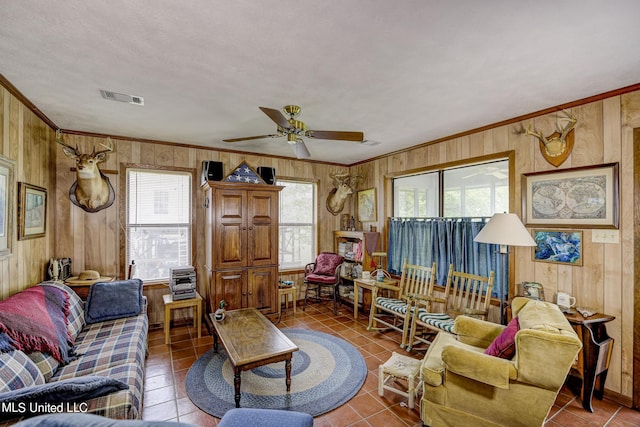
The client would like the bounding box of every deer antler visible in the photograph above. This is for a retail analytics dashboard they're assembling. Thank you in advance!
[55,130,81,158]
[557,111,577,139]
[92,137,114,157]
[523,125,550,147]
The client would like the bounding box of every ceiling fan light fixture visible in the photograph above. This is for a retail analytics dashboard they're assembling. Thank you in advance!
[293,139,311,159]
[287,133,297,144]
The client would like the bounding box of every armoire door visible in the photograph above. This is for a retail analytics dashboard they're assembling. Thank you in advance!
[214,269,246,311]
[248,267,277,312]
[247,190,279,266]
[214,189,247,269]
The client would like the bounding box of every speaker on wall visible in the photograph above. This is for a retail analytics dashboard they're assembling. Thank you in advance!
[257,167,276,185]
[201,161,224,184]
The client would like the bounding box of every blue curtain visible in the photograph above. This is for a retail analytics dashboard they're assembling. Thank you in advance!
[387,218,504,299]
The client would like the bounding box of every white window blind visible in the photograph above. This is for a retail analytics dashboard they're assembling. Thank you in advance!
[126,169,192,281]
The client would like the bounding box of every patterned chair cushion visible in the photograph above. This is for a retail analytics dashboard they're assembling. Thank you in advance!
[311,252,343,276]
[305,273,339,284]
[416,310,455,333]
[0,351,45,393]
[375,297,409,314]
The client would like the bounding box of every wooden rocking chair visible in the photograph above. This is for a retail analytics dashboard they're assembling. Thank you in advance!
[406,265,494,350]
[367,259,437,349]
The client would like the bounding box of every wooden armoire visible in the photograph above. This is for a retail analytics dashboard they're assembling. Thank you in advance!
[203,180,282,315]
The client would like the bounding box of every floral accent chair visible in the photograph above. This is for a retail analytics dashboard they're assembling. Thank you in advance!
[303,252,344,315]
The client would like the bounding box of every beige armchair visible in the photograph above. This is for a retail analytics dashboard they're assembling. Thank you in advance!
[420,297,582,427]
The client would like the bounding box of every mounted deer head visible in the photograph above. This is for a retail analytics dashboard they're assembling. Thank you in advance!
[57,131,115,212]
[326,172,362,215]
[523,110,577,167]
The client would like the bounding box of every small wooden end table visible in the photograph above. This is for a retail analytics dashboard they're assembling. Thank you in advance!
[163,293,202,345]
[278,285,297,316]
[563,310,615,412]
[352,277,398,320]
[210,308,298,408]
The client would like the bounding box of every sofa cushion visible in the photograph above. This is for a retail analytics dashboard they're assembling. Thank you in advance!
[0,351,45,393]
[0,375,128,405]
[51,315,148,381]
[85,280,143,324]
[484,317,519,359]
[27,351,60,382]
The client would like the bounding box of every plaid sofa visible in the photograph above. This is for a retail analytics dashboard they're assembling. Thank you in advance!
[0,282,148,424]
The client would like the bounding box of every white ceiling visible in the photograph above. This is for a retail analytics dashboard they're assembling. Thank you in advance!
[1,1,640,165]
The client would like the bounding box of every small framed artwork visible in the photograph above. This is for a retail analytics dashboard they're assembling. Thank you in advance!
[17,182,47,240]
[532,229,583,266]
[0,156,15,256]
[357,188,377,222]
[522,163,619,229]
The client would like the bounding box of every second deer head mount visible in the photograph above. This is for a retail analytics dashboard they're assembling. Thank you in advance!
[522,110,577,167]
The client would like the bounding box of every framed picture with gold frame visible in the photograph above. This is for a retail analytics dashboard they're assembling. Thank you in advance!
[17,182,47,240]
[357,188,377,222]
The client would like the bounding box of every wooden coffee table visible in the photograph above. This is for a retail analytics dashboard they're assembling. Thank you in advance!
[209,308,298,408]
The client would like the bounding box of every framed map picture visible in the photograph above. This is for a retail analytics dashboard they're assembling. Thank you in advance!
[357,188,377,222]
[522,163,618,229]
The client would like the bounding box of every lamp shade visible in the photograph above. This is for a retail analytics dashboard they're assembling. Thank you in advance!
[474,213,536,247]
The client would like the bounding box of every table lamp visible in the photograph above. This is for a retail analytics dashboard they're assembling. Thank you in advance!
[473,213,536,324]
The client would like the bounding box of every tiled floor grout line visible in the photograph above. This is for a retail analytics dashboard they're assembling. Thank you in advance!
[603,405,624,427]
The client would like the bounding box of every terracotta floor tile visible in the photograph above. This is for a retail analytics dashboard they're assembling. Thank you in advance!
[143,385,176,407]
[141,399,177,421]
[349,392,387,418]
[364,408,407,427]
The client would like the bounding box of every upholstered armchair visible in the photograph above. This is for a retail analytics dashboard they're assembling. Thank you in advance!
[420,297,582,427]
[303,252,344,315]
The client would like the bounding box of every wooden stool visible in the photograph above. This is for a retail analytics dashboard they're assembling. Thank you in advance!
[163,292,202,345]
[278,285,297,316]
[378,351,423,409]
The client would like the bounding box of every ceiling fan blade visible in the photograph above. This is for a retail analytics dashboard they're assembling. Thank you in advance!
[291,140,311,159]
[305,130,364,142]
[259,107,291,129]
[223,134,280,143]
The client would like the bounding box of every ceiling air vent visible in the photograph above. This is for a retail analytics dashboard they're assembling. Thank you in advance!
[99,90,144,106]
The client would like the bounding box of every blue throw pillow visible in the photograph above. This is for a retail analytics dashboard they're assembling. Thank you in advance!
[0,375,128,405]
[84,279,143,324]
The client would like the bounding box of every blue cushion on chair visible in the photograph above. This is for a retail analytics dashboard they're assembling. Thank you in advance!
[218,408,313,427]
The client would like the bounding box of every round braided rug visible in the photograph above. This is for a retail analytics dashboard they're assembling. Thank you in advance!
[185,328,367,418]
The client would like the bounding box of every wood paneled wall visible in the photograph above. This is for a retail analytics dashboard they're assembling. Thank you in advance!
[0,87,54,300]
[1,76,638,402]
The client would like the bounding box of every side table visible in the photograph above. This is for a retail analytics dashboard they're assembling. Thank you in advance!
[163,292,202,345]
[278,285,297,316]
[563,311,615,412]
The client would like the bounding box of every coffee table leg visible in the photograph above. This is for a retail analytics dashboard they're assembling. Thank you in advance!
[234,368,241,407]
[285,357,292,392]
[213,332,218,353]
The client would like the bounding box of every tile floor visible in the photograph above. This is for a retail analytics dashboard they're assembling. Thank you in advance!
[142,302,640,426]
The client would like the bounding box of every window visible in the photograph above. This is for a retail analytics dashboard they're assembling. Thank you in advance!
[393,159,508,217]
[126,168,192,281]
[277,179,317,269]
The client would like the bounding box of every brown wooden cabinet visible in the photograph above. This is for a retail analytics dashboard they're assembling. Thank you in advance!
[204,181,282,315]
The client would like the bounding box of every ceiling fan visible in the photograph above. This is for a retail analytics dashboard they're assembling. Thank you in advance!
[223,105,364,159]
